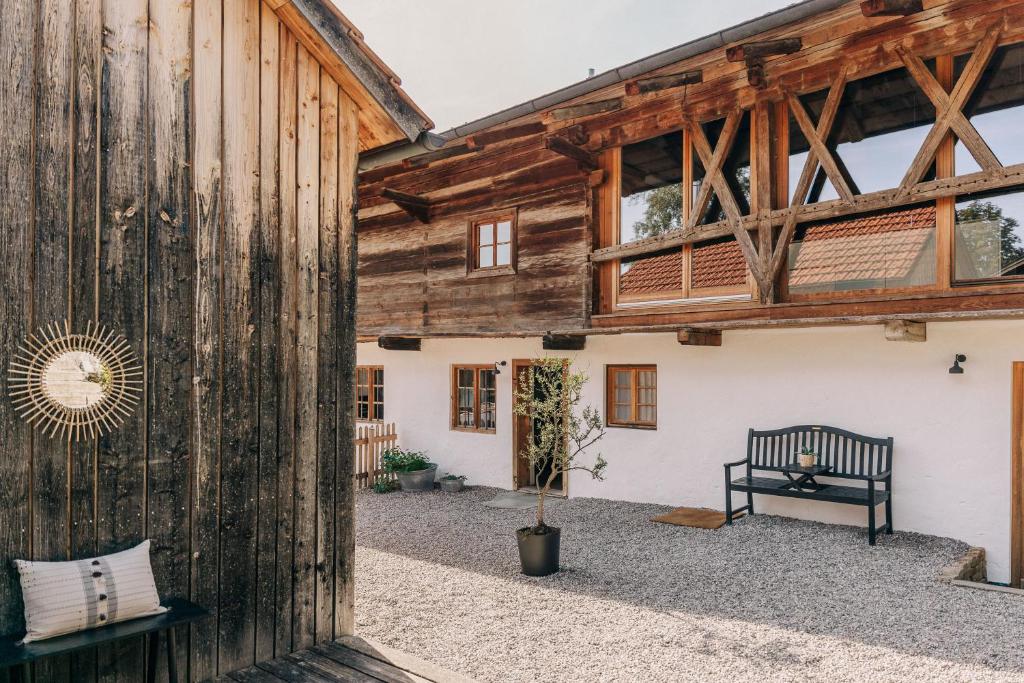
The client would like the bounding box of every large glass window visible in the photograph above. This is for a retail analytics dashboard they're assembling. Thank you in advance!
[788,205,936,295]
[619,131,683,244]
[618,248,684,303]
[452,365,497,432]
[788,66,936,203]
[690,236,749,297]
[954,188,1024,281]
[955,42,1024,174]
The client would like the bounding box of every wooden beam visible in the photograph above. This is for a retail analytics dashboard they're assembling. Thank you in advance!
[677,329,722,346]
[746,60,768,90]
[402,143,472,169]
[466,122,545,149]
[547,97,622,122]
[884,320,927,342]
[544,135,598,172]
[380,187,430,223]
[542,334,586,351]
[377,336,421,351]
[860,0,924,16]
[725,38,802,62]
[625,70,702,96]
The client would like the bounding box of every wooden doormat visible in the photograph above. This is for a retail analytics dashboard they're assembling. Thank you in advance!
[651,507,744,530]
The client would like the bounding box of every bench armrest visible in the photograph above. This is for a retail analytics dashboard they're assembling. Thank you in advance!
[867,471,892,481]
[723,458,749,468]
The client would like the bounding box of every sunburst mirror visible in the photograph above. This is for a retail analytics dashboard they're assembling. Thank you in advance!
[7,321,142,442]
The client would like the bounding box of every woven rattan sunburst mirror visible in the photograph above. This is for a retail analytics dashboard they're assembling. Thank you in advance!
[7,321,142,442]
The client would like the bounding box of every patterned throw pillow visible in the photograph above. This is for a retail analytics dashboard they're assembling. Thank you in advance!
[14,540,166,643]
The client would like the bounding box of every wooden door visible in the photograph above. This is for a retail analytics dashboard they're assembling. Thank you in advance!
[511,360,564,493]
[1012,363,1024,588]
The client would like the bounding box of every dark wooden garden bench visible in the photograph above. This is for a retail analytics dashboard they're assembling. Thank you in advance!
[0,597,209,683]
[724,425,894,544]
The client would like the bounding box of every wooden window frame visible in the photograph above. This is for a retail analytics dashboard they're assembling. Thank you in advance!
[605,365,657,429]
[451,364,497,433]
[467,210,518,276]
[356,365,384,423]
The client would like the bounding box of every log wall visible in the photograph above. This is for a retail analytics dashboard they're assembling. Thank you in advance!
[0,1,360,680]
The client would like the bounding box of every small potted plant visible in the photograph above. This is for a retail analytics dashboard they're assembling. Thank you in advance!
[512,357,607,577]
[439,473,467,493]
[381,446,437,492]
[797,447,818,468]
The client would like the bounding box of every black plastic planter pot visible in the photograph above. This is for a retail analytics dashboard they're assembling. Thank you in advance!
[516,526,561,576]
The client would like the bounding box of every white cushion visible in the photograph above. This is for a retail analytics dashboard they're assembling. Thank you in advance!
[14,540,166,643]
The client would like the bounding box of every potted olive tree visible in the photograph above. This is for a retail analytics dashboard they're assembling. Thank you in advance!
[512,357,607,576]
[381,446,437,492]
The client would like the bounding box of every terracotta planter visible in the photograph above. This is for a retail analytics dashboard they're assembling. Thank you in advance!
[396,463,437,491]
[516,526,561,576]
[798,453,817,468]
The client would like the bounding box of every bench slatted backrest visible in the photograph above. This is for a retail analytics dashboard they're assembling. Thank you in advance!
[747,426,893,479]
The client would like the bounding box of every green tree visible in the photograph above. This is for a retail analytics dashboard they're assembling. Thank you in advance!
[512,358,606,529]
[955,199,1024,277]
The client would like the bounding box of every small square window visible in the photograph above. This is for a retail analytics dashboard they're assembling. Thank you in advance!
[470,213,517,273]
[606,365,657,429]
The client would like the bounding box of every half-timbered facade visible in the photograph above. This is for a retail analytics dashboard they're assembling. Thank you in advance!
[356,0,1024,586]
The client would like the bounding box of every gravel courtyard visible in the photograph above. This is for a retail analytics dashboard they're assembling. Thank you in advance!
[355,486,1024,683]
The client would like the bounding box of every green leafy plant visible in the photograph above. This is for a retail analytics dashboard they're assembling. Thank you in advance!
[799,447,816,456]
[372,478,399,494]
[440,474,466,482]
[381,446,432,473]
[512,357,607,532]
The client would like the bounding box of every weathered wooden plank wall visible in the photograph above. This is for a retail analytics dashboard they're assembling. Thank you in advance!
[0,0,362,680]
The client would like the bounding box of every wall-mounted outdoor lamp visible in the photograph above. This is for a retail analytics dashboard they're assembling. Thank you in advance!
[494,360,507,375]
[949,354,967,374]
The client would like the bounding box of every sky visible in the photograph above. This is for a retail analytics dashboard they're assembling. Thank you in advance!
[336,0,799,132]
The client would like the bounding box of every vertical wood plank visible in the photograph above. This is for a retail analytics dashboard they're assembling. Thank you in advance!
[1013,362,1024,589]
[97,0,149,679]
[219,0,262,672]
[31,3,75,679]
[335,89,360,637]
[147,1,193,679]
[316,73,339,644]
[0,0,36,642]
[70,0,103,678]
[189,0,223,679]
[293,42,321,652]
[256,1,282,665]
[275,25,299,658]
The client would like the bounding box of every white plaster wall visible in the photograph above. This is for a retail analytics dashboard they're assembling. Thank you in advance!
[358,320,1024,582]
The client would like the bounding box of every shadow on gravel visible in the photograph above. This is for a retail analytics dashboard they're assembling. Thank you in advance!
[356,486,1024,677]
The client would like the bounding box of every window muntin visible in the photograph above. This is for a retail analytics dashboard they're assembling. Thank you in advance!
[955,42,1024,174]
[606,365,657,428]
[787,66,936,204]
[452,365,497,432]
[356,366,384,422]
[620,131,683,244]
[471,215,515,271]
[788,205,937,295]
[954,188,1024,282]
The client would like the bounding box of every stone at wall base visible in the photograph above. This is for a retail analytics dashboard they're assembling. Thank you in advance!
[938,547,986,583]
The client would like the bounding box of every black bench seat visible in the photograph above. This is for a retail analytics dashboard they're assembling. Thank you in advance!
[724,426,894,544]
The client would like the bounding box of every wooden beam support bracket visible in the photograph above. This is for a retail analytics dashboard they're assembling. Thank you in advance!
[725,38,802,62]
[544,135,598,173]
[884,320,927,342]
[381,187,431,223]
[625,70,703,96]
[542,334,586,351]
[860,0,924,17]
[677,329,723,347]
[377,336,421,351]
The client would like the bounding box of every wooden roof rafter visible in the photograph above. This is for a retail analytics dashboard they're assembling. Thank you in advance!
[860,0,925,16]
[380,188,431,223]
